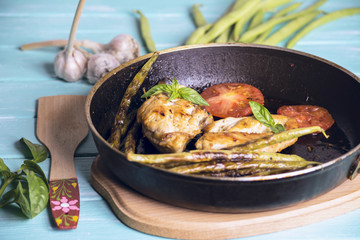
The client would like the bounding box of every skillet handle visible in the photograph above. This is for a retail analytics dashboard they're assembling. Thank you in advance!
[348,154,360,180]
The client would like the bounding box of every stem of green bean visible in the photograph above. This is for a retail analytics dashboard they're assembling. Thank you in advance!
[192,4,207,27]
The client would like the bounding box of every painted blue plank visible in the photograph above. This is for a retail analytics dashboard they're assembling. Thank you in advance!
[0,118,98,158]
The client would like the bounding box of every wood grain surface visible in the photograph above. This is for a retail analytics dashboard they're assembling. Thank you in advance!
[91,156,360,240]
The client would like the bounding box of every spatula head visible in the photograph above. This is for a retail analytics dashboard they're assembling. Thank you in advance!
[37,95,89,153]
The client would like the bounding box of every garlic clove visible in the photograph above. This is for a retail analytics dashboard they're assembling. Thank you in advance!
[105,34,140,64]
[86,52,120,84]
[54,48,87,82]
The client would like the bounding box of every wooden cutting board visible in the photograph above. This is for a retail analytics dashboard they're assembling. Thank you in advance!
[91,156,360,240]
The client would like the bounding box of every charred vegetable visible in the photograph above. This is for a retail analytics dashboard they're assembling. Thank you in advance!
[168,159,320,175]
[108,52,159,149]
[229,126,328,151]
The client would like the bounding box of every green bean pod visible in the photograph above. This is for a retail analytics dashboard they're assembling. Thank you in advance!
[287,7,360,48]
[108,52,159,149]
[230,126,326,151]
[233,0,299,41]
[240,0,326,42]
[255,2,302,43]
[262,11,321,46]
[169,159,319,174]
[232,5,261,41]
[261,0,293,10]
[134,10,157,52]
[192,4,207,27]
[186,23,212,45]
[198,0,261,43]
[248,9,265,30]
[215,26,232,43]
[231,0,249,11]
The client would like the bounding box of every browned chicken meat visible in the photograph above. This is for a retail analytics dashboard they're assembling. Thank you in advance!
[195,115,298,152]
[137,93,213,153]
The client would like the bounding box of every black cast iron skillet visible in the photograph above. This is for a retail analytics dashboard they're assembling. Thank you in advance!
[86,43,360,213]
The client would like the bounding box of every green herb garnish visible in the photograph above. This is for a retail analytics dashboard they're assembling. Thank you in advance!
[0,138,49,218]
[141,77,209,106]
[249,101,285,133]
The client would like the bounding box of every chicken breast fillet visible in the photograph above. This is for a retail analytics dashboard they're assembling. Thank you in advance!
[195,115,298,152]
[137,93,213,153]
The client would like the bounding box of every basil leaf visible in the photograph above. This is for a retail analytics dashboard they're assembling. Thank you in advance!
[168,91,180,101]
[172,77,179,90]
[22,169,49,218]
[249,101,285,133]
[141,77,209,106]
[178,87,209,106]
[21,160,49,190]
[0,188,17,207]
[13,181,32,218]
[20,138,48,163]
[0,158,11,180]
[274,123,286,133]
[141,84,172,98]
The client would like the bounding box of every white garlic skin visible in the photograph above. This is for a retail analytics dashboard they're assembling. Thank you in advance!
[104,34,140,64]
[54,48,87,82]
[86,53,120,84]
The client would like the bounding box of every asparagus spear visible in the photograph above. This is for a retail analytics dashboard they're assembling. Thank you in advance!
[169,159,320,174]
[124,121,140,154]
[229,126,328,151]
[127,150,308,164]
[108,52,159,149]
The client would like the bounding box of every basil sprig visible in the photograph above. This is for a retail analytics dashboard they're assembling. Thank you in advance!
[249,101,285,133]
[0,138,49,218]
[141,77,209,106]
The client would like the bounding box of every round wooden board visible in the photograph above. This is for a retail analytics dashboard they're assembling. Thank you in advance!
[90,156,360,240]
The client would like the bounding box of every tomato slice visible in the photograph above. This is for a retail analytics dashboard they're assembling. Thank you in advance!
[200,83,264,118]
[277,105,334,131]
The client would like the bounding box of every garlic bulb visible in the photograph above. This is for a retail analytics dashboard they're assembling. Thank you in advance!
[54,48,87,82]
[86,52,119,84]
[104,34,140,64]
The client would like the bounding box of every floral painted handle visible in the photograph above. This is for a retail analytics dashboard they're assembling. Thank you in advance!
[49,178,80,229]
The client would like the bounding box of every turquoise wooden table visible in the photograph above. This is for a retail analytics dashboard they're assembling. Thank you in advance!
[1,0,360,239]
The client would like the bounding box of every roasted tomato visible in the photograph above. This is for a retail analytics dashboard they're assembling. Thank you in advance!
[277,105,334,131]
[200,83,264,118]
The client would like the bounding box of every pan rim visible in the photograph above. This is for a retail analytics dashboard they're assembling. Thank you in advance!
[85,42,360,182]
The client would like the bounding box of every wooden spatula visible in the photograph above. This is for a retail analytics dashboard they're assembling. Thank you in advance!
[36,95,88,229]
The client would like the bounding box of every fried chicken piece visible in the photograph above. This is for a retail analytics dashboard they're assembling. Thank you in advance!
[137,93,213,153]
[195,115,298,152]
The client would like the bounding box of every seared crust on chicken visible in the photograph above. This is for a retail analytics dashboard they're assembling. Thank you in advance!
[137,93,213,153]
[195,115,298,152]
